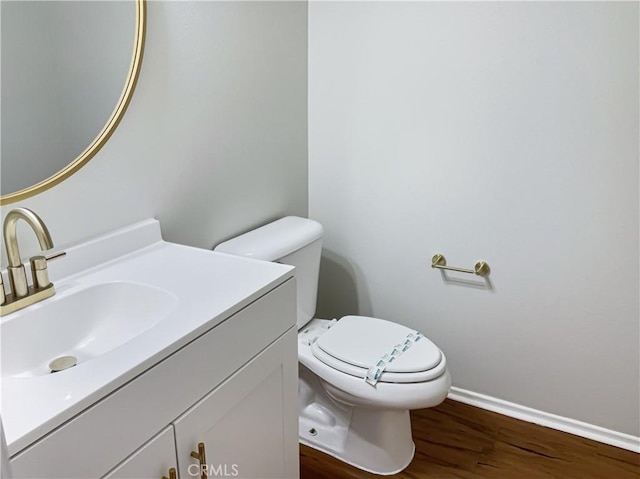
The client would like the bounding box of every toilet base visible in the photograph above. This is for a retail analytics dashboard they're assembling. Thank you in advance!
[298,365,415,475]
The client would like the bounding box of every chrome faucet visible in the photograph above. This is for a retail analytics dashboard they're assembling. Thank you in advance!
[1,208,65,316]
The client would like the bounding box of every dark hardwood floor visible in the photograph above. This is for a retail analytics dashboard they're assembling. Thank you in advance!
[300,399,640,479]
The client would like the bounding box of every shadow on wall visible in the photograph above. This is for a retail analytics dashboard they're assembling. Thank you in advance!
[316,249,372,319]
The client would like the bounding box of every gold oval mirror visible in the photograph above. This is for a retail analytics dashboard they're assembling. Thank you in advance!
[0,0,146,205]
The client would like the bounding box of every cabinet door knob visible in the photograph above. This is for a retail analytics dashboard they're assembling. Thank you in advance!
[190,442,207,479]
[161,467,177,479]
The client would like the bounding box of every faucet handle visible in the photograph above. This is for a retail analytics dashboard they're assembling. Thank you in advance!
[45,251,66,262]
[29,251,66,290]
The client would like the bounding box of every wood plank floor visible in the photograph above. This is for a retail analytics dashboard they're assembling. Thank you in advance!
[299,399,640,479]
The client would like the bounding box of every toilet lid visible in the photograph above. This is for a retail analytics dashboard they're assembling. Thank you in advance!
[314,315,443,376]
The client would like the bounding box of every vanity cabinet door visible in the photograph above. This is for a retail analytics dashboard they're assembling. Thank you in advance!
[174,328,299,479]
[102,426,177,479]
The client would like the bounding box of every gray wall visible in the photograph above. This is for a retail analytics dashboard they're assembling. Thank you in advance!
[309,1,639,436]
[2,1,308,254]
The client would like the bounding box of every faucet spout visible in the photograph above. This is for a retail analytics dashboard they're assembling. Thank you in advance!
[3,208,53,268]
[3,208,54,299]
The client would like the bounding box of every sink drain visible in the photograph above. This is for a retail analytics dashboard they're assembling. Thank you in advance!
[49,356,77,373]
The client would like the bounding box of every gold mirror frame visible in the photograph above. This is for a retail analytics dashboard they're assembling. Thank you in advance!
[1,0,146,205]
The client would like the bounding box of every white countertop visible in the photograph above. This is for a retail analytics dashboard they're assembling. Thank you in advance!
[1,219,293,455]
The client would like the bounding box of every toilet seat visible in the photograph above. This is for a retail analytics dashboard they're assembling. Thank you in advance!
[311,316,446,384]
[298,317,451,410]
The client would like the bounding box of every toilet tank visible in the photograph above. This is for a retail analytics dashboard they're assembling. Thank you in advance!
[214,217,324,330]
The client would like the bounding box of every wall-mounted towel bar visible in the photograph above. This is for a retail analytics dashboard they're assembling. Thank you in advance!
[431,254,490,277]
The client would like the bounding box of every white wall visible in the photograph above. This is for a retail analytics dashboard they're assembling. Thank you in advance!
[309,2,639,436]
[2,1,308,254]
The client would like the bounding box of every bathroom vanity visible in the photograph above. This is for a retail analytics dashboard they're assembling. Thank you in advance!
[1,219,299,479]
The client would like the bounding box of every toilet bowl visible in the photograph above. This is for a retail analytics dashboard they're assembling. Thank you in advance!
[215,217,451,475]
[297,317,450,474]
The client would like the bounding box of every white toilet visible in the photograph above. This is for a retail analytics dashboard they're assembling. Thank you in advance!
[215,216,451,475]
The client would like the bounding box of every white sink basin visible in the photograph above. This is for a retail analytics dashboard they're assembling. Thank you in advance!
[1,282,178,378]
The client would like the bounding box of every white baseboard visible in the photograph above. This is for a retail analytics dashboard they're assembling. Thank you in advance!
[448,387,640,453]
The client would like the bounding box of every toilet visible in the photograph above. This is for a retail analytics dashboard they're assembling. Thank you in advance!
[215,216,451,475]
